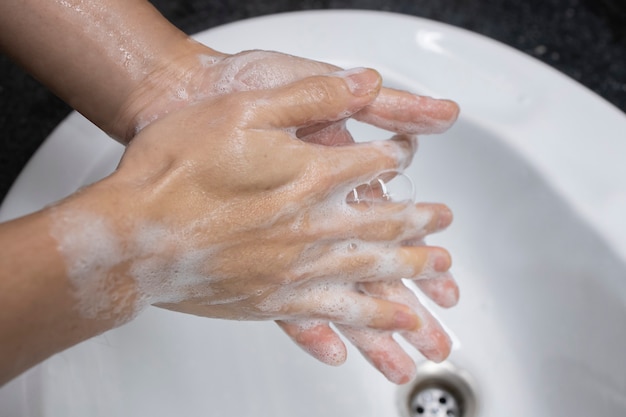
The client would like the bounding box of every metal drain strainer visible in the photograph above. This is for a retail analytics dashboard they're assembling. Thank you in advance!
[410,387,461,417]
[410,386,461,417]
[398,361,479,417]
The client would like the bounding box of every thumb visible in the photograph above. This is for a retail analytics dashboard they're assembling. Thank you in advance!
[253,68,382,129]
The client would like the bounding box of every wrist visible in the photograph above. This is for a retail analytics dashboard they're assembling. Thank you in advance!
[47,180,144,325]
[112,39,229,143]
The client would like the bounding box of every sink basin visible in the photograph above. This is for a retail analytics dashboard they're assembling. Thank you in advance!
[1,10,625,417]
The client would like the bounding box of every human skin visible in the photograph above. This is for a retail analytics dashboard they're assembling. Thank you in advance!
[0,0,460,385]
[0,70,453,385]
[0,0,459,144]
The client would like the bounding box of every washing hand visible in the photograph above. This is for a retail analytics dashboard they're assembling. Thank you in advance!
[1,0,459,384]
[278,200,458,384]
[48,70,454,383]
[115,45,460,383]
[116,44,459,143]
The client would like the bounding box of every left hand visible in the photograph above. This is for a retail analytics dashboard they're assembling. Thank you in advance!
[116,44,459,143]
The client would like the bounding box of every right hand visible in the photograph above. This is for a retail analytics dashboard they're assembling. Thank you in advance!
[53,69,455,379]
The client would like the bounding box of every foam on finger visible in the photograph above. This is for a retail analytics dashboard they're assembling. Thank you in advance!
[338,325,417,384]
[414,272,460,308]
[359,281,452,363]
[276,320,347,366]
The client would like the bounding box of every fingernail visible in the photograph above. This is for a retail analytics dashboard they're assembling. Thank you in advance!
[334,67,381,97]
[394,309,421,331]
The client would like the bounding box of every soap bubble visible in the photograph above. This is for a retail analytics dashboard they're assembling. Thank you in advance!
[347,172,415,205]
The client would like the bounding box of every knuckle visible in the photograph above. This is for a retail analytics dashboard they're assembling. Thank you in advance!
[387,135,418,169]
[311,76,345,102]
[299,156,344,199]
[345,253,378,276]
[380,219,405,240]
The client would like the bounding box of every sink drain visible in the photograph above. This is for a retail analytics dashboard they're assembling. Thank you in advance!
[398,361,478,417]
[411,386,461,417]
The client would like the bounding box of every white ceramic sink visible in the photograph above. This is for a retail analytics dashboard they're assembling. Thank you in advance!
[1,11,625,417]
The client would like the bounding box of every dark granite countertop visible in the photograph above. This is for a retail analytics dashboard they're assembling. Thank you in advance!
[1,0,624,205]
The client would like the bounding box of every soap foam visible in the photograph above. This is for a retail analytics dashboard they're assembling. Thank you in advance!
[281,320,347,366]
[338,326,416,384]
[49,134,448,371]
[49,208,128,322]
[415,272,459,308]
[355,280,452,363]
[50,208,223,326]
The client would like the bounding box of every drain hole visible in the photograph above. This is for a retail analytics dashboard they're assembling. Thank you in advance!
[398,362,478,417]
[411,385,462,417]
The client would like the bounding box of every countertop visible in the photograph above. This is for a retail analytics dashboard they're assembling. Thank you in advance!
[1,0,624,205]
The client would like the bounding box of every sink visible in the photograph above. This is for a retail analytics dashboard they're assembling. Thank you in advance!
[1,11,625,417]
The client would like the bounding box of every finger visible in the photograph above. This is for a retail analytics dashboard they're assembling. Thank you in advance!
[298,120,356,146]
[229,50,340,90]
[309,201,450,247]
[414,272,460,308]
[252,68,382,129]
[413,203,453,234]
[292,244,451,284]
[337,325,417,384]
[266,282,420,331]
[401,246,452,280]
[318,135,418,191]
[402,315,452,363]
[360,281,452,363]
[276,320,347,366]
[341,203,453,242]
[225,51,458,135]
[355,88,460,135]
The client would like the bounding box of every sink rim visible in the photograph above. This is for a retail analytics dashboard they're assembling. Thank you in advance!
[2,11,625,262]
[1,10,626,417]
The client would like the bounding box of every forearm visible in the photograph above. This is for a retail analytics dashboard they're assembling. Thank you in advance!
[0,195,132,385]
[0,0,211,141]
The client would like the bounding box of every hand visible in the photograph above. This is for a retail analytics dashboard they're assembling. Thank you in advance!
[1,0,458,384]
[117,45,459,143]
[115,43,461,382]
[53,70,453,367]
[277,218,459,385]
[118,46,460,382]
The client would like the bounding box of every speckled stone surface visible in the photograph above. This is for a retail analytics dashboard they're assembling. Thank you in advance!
[1,0,624,204]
